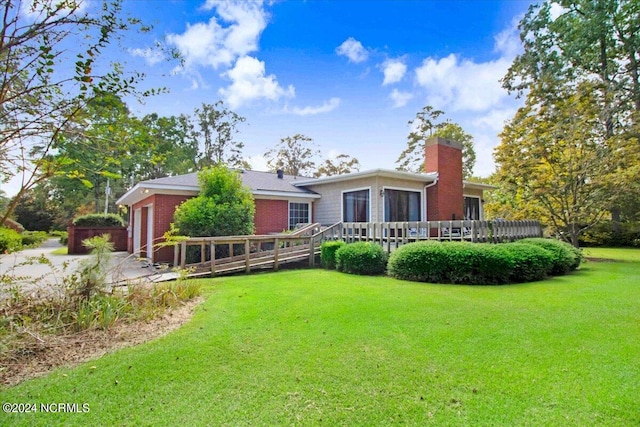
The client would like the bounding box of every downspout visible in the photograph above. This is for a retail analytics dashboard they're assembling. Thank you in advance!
[423,173,439,221]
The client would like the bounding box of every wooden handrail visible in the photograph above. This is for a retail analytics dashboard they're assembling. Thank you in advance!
[170,220,543,277]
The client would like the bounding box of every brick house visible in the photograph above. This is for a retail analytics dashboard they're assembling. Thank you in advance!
[116,136,493,262]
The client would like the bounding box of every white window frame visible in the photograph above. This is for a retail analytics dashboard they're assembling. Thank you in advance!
[382,186,425,222]
[288,201,311,230]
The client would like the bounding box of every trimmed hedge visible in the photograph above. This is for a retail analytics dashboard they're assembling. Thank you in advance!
[0,227,22,253]
[335,242,388,275]
[387,241,514,285]
[519,238,581,274]
[321,240,346,269]
[72,213,126,227]
[387,239,583,285]
[499,243,554,282]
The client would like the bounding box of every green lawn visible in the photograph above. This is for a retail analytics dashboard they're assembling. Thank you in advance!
[582,246,640,262]
[1,250,639,426]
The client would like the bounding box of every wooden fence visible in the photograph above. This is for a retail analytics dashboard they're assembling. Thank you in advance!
[172,220,542,276]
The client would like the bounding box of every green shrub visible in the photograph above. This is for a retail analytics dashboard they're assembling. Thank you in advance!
[500,243,554,282]
[388,241,514,285]
[320,240,346,269]
[74,235,114,300]
[173,166,255,237]
[73,213,126,227]
[579,220,640,247]
[520,238,580,274]
[51,230,69,245]
[0,227,22,253]
[387,241,449,283]
[335,242,387,275]
[20,230,49,247]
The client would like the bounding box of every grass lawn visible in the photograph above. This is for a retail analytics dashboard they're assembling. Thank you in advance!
[1,250,639,426]
[49,247,68,255]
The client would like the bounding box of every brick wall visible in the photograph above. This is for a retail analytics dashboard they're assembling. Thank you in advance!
[67,226,128,254]
[425,136,464,221]
[254,199,289,234]
[129,194,190,263]
[153,195,190,263]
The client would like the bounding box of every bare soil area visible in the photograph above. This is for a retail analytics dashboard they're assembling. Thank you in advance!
[0,298,201,388]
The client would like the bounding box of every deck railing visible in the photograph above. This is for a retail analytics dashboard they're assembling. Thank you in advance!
[337,220,543,252]
[171,220,542,276]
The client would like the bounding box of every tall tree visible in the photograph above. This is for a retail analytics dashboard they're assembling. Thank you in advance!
[264,134,319,176]
[502,0,640,225]
[138,113,199,180]
[396,106,446,172]
[314,154,361,177]
[495,83,611,246]
[12,185,54,231]
[0,0,158,224]
[396,106,476,177]
[51,90,140,215]
[194,101,247,169]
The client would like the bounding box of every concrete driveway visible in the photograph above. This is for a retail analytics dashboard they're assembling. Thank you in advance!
[0,239,173,296]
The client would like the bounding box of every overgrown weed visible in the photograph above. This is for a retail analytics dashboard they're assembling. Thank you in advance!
[0,236,201,363]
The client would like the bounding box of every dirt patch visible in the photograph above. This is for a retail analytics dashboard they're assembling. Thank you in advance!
[0,298,202,388]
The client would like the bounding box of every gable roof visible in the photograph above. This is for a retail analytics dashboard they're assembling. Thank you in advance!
[116,170,320,206]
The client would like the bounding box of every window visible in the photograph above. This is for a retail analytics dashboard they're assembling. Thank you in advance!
[384,189,421,222]
[289,202,310,229]
[464,197,481,220]
[343,189,370,222]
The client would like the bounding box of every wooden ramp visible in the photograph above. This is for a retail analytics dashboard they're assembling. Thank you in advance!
[173,223,337,278]
[170,220,543,279]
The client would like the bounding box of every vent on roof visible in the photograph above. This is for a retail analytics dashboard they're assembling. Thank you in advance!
[277,169,284,179]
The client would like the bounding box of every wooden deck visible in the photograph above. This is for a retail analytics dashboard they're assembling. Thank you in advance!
[171,220,543,278]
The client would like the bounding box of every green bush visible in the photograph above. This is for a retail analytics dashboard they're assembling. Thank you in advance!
[579,221,640,247]
[20,230,49,247]
[500,243,554,282]
[174,166,255,237]
[320,240,346,269]
[335,242,387,275]
[387,241,449,283]
[51,230,69,245]
[388,241,515,285]
[0,227,23,253]
[520,238,580,274]
[73,213,126,227]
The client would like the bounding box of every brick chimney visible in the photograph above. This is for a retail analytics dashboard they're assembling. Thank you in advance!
[424,136,464,221]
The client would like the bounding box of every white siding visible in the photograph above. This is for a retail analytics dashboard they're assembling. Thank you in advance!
[306,177,427,224]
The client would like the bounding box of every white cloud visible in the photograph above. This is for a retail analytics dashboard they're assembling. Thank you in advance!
[284,98,342,116]
[471,108,517,132]
[493,18,522,58]
[389,89,413,108]
[381,58,407,85]
[219,56,294,109]
[414,20,522,112]
[549,2,567,21]
[167,0,267,70]
[336,37,369,63]
[288,98,341,116]
[129,47,164,66]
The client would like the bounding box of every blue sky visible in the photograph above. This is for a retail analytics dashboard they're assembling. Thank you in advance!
[3,0,536,196]
[119,0,536,178]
